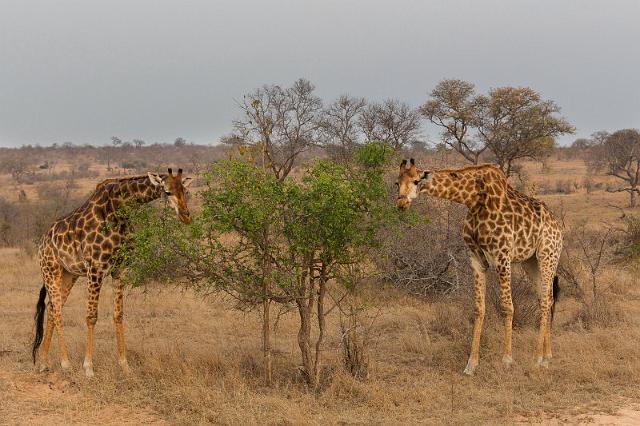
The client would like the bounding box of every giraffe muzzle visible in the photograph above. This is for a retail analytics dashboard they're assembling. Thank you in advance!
[178,209,191,224]
[396,196,410,210]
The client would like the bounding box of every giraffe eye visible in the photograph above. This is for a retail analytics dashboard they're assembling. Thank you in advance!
[413,180,420,185]
[164,190,172,196]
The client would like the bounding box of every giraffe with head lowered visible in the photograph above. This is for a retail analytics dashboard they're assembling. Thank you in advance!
[32,168,193,377]
[396,159,562,375]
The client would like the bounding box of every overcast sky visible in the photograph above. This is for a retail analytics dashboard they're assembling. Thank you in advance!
[1,0,638,147]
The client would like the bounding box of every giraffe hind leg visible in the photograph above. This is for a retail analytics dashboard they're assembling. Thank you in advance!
[535,252,559,368]
[38,270,78,370]
[44,267,73,370]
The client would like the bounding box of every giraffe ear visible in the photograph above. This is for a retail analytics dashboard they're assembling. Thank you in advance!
[182,177,193,188]
[148,172,165,186]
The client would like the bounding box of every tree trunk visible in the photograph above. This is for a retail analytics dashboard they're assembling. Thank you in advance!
[262,228,273,386]
[312,265,327,388]
[473,152,480,165]
[296,263,316,387]
[296,288,314,385]
[262,294,272,386]
[630,187,637,208]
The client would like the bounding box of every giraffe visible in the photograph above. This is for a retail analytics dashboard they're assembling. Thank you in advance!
[32,168,193,377]
[395,159,562,375]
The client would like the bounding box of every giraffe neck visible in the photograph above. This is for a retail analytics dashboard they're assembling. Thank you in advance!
[420,170,484,209]
[92,175,162,221]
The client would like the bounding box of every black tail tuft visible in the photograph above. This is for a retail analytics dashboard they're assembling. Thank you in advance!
[32,285,47,364]
[551,275,560,324]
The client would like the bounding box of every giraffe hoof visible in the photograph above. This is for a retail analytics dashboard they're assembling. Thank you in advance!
[37,363,49,373]
[463,359,477,376]
[536,358,549,369]
[60,360,71,371]
[119,360,131,374]
[502,355,514,367]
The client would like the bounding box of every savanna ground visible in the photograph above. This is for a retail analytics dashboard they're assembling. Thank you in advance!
[1,152,640,425]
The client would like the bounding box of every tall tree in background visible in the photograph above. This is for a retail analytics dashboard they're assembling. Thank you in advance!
[227,78,323,181]
[420,80,574,176]
[420,79,486,163]
[476,87,574,176]
[589,129,640,207]
[133,139,146,149]
[359,99,422,151]
[110,136,122,147]
[319,95,367,163]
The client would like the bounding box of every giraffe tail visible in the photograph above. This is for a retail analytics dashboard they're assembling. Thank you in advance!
[32,285,47,364]
[551,275,560,324]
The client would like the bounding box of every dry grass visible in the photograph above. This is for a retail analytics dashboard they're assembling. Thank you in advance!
[1,246,639,425]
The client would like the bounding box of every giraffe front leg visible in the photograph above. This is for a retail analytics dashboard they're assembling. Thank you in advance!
[495,261,514,367]
[113,283,130,373]
[84,268,104,378]
[464,256,487,376]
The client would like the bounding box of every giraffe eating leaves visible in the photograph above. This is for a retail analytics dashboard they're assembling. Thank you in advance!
[32,168,193,377]
[396,159,562,375]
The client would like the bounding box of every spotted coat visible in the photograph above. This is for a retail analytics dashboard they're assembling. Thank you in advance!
[396,160,562,375]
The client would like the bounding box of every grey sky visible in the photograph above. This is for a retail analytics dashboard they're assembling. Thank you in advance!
[1,0,638,147]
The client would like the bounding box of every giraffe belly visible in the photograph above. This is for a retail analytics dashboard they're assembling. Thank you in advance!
[512,248,536,263]
[58,252,88,276]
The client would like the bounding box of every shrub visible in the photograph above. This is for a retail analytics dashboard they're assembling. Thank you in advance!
[569,294,626,330]
[555,179,578,194]
[377,200,470,297]
[121,142,397,387]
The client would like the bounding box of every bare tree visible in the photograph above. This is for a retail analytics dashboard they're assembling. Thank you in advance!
[133,139,146,149]
[319,95,367,162]
[228,78,323,180]
[359,99,422,151]
[476,87,574,176]
[589,129,640,207]
[1,157,29,184]
[419,79,486,164]
[571,138,594,150]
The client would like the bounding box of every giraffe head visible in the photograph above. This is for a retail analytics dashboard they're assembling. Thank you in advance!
[148,168,193,224]
[395,158,427,210]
